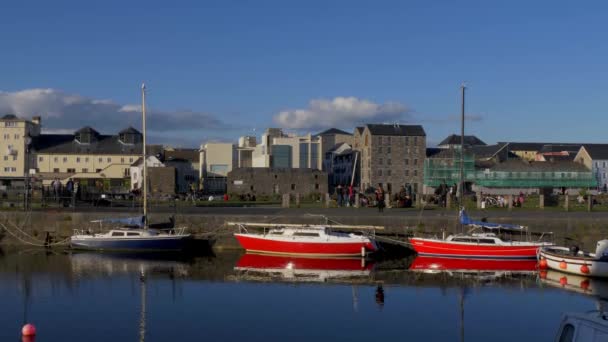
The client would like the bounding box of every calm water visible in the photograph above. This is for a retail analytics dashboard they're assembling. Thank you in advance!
[0,248,604,342]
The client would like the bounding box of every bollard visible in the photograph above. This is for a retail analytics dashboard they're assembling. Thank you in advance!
[539,194,544,209]
[446,195,451,209]
[384,193,391,209]
[565,194,569,211]
[476,192,482,209]
[325,193,331,208]
[588,195,593,212]
[354,193,360,208]
[508,195,513,211]
[295,193,301,208]
[416,194,422,208]
[282,193,290,208]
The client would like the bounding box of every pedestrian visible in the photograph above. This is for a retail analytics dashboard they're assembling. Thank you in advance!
[53,178,61,202]
[348,184,354,207]
[376,184,385,213]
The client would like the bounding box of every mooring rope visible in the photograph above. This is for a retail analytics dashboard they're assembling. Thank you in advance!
[0,223,70,247]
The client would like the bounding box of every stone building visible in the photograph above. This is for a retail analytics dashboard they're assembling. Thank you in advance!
[574,144,608,192]
[355,124,426,194]
[227,168,327,196]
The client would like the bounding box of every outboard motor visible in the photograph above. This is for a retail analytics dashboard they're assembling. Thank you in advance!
[595,240,608,261]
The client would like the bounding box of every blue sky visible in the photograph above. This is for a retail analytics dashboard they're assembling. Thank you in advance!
[0,0,606,147]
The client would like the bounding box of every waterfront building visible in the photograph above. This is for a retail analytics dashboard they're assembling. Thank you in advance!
[356,124,426,194]
[323,142,359,192]
[0,115,41,185]
[316,128,353,171]
[574,145,608,192]
[199,142,237,193]
[227,167,327,196]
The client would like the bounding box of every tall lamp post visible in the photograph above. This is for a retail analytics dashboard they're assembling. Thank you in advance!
[24,134,32,211]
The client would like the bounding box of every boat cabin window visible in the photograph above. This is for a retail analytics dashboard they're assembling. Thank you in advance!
[478,239,496,244]
[127,232,141,236]
[558,324,574,342]
[451,238,477,243]
[293,232,320,237]
[269,230,284,235]
[111,232,125,237]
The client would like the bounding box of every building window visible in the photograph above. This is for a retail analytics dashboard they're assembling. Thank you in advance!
[67,168,75,173]
[53,168,59,173]
[82,168,88,173]
[12,155,17,161]
[63,157,67,163]
[299,143,309,168]
[291,184,296,190]
[378,147,382,153]
[38,156,43,162]
[3,156,7,161]
[414,137,418,146]
[5,122,16,127]
[387,170,391,176]
[387,136,391,144]
[129,158,133,163]
[14,134,19,139]
[387,147,391,154]
[405,137,409,145]
[378,169,383,176]
[414,170,418,176]
[414,159,418,165]
[121,158,125,163]
[54,157,58,163]
[387,159,391,165]
[604,162,607,168]
[107,157,112,163]
[96,169,102,173]
[85,157,89,162]
[98,157,102,162]
[405,170,409,176]
[315,183,319,190]
[365,135,369,146]
[76,157,80,163]
[378,158,383,165]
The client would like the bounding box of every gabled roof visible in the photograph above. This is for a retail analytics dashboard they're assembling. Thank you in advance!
[439,134,486,146]
[365,124,426,136]
[75,126,100,135]
[1,114,18,120]
[118,126,141,135]
[581,144,608,160]
[316,128,352,136]
[355,127,364,135]
[32,134,142,155]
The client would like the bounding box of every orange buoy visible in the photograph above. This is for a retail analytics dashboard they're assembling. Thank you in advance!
[559,276,568,286]
[559,261,567,269]
[539,258,548,269]
[580,264,590,274]
[21,324,36,336]
[580,279,590,291]
[539,270,548,279]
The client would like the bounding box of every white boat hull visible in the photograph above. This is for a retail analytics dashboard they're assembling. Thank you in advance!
[539,247,608,278]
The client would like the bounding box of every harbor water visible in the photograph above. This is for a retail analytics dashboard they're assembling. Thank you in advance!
[0,247,604,341]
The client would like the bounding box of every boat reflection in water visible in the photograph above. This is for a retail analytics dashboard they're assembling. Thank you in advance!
[233,253,375,283]
[539,271,608,341]
[409,256,538,280]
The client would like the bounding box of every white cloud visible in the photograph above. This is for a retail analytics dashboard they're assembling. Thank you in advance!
[0,88,232,136]
[273,97,410,130]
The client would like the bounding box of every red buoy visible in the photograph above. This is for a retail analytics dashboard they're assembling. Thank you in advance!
[559,276,568,286]
[539,270,548,279]
[580,279,590,291]
[22,324,36,336]
[580,264,590,274]
[539,258,548,269]
[559,261,567,269]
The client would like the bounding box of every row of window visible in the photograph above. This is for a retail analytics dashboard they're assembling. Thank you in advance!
[374,158,419,166]
[595,161,608,168]
[2,167,17,172]
[3,156,17,161]
[376,169,419,177]
[4,122,17,127]
[377,146,421,154]
[39,156,134,164]
[2,133,21,140]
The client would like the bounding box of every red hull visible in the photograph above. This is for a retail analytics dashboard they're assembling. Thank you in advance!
[236,253,374,271]
[410,256,538,272]
[235,234,376,256]
[409,238,543,259]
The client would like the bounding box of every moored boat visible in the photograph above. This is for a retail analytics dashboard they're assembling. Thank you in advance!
[409,209,553,259]
[538,240,608,277]
[230,222,379,257]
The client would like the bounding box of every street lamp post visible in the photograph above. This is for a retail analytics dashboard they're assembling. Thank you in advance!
[24,134,32,211]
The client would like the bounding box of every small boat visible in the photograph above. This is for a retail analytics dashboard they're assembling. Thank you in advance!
[409,209,553,259]
[70,84,191,251]
[70,216,192,251]
[229,222,379,257]
[234,253,374,282]
[538,240,608,277]
[554,311,608,342]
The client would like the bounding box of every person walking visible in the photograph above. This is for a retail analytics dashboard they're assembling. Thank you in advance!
[375,184,385,213]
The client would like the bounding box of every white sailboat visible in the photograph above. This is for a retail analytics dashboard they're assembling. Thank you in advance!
[70,84,192,251]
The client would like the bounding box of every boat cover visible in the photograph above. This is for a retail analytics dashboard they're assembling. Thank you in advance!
[459,209,524,231]
[92,216,145,227]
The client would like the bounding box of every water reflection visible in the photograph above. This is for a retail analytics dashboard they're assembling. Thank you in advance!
[233,253,374,283]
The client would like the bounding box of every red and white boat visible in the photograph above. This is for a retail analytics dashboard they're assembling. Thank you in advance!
[409,209,553,259]
[229,222,379,257]
[234,253,374,282]
[538,240,608,277]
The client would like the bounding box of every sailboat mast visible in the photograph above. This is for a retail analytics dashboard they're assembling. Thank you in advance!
[459,84,466,209]
[141,84,148,226]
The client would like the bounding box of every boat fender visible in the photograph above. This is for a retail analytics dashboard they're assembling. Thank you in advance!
[539,258,548,269]
[580,264,590,274]
[559,261,567,269]
[559,276,568,286]
[596,240,608,261]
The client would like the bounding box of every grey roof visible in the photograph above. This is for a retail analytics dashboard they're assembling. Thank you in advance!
[582,144,608,160]
[118,126,141,135]
[539,144,583,154]
[470,143,509,159]
[32,134,142,155]
[315,128,352,136]
[490,159,589,172]
[326,142,353,155]
[1,114,18,120]
[164,148,200,163]
[426,147,442,158]
[439,134,486,146]
[366,124,426,136]
[75,126,100,135]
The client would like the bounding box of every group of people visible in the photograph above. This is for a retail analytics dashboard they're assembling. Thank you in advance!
[434,181,458,207]
[48,178,80,204]
[334,184,355,207]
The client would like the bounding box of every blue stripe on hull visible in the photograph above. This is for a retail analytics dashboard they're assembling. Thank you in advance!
[71,237,189,251]
[417,253,538,260]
